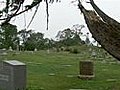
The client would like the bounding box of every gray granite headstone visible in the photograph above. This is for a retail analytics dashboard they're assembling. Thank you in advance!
[0,60,26,90]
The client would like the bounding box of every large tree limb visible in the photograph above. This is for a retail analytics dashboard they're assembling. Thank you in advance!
[78,0,120,60]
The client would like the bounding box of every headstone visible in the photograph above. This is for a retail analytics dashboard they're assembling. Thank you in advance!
[47,49,50,54]
[0,60,26,90]
[91,50,97,58]
[16,45,19,51]
[9,46,13,51]
[78,60,94,79]
[88,48,92,52]
[34,48,37,52]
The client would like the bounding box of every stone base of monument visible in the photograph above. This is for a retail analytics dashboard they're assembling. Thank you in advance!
[78,74,95,80]
[78,60,95,80]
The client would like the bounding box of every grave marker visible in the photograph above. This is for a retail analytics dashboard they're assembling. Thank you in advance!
[9,46,13,51]
[48,73,55,76]
[69,89,86,90]
[78,60,94,79]
[0,60,26,90]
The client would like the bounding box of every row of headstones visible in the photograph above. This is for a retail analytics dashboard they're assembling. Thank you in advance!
[0,46,110,58]
[0,47,38,53]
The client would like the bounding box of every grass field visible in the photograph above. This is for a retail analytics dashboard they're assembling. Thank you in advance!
[1,45,120,90]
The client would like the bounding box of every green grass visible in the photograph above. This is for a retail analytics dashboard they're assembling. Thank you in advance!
[2,46,120,90]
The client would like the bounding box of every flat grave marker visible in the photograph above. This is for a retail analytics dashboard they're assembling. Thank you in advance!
[106,79,117,82]
[69,89,86,90]
[48,73,56,76]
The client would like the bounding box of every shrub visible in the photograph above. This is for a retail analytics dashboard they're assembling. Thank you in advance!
[70,48,79,54]
[64,47,71,52]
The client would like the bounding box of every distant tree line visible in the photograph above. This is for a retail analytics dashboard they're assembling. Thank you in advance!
[0,23,91,51]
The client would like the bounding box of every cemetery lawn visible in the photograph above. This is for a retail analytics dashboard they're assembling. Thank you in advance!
[3,46,120,90]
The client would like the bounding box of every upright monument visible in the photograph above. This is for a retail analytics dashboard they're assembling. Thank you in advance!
[0,60,26,90]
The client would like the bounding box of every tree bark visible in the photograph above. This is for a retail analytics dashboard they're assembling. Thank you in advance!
[78,1,120,60]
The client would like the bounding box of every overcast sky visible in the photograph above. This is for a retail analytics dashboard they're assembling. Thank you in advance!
[10,0,120,39]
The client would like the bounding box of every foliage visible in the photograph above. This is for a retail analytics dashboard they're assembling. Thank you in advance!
[56,28,74,40]
[18,30,54,51]
[0,0,60,27]
[70,48,79,54]
[78,0,120,60]
[18,29,32,44]
[0,26,55,50]
[0,23,89,51]
[0,23,18,49]
[55,25,85,48]
[25,32,45,50]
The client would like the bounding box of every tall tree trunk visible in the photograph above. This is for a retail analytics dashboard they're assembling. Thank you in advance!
[78,1,120,60]
[90,0,120,33]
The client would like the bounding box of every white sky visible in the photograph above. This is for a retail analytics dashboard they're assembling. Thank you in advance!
[10,0,120,39]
